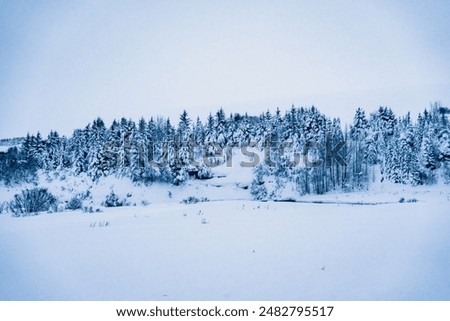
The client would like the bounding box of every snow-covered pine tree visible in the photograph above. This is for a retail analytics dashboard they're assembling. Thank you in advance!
[349,107,369,189]
[203,113,222,166]
[418,128,438,184]
[128,120,149,183]
[437,129,450,183]
[29,132,46,168]
[43,131,63,171]
[173,110,193,185]
[86,118,108,181]
[397,124,420,185]
[250,164,269,200]
[68,129,87,174]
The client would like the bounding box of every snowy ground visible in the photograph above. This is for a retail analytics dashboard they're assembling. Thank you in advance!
[1,193,450,300]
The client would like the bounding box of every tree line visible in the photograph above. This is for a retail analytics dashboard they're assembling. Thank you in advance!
[1,103,449,199]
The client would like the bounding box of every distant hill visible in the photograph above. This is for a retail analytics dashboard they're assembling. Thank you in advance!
[0,137,25,152]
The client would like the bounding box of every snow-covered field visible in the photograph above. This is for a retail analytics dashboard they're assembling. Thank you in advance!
[1,188,450,300]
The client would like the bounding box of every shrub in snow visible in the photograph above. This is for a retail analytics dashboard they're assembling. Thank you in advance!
[99,221,110,227]
[83,206,94,213]
[66,196,83,210]
[103,191,124,207]
[89,221,110,228]
[9,188,57,217]
[173,167,189,186]
[399,197,418,204]
[197,163,213,179]
[201,217,209,224]
[82,206,102,213]
[182,196,209,204]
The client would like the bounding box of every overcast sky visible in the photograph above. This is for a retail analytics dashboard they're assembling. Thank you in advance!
[1,0,450,138]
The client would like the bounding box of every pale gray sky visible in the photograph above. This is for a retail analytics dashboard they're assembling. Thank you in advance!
[1,0,449,138]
